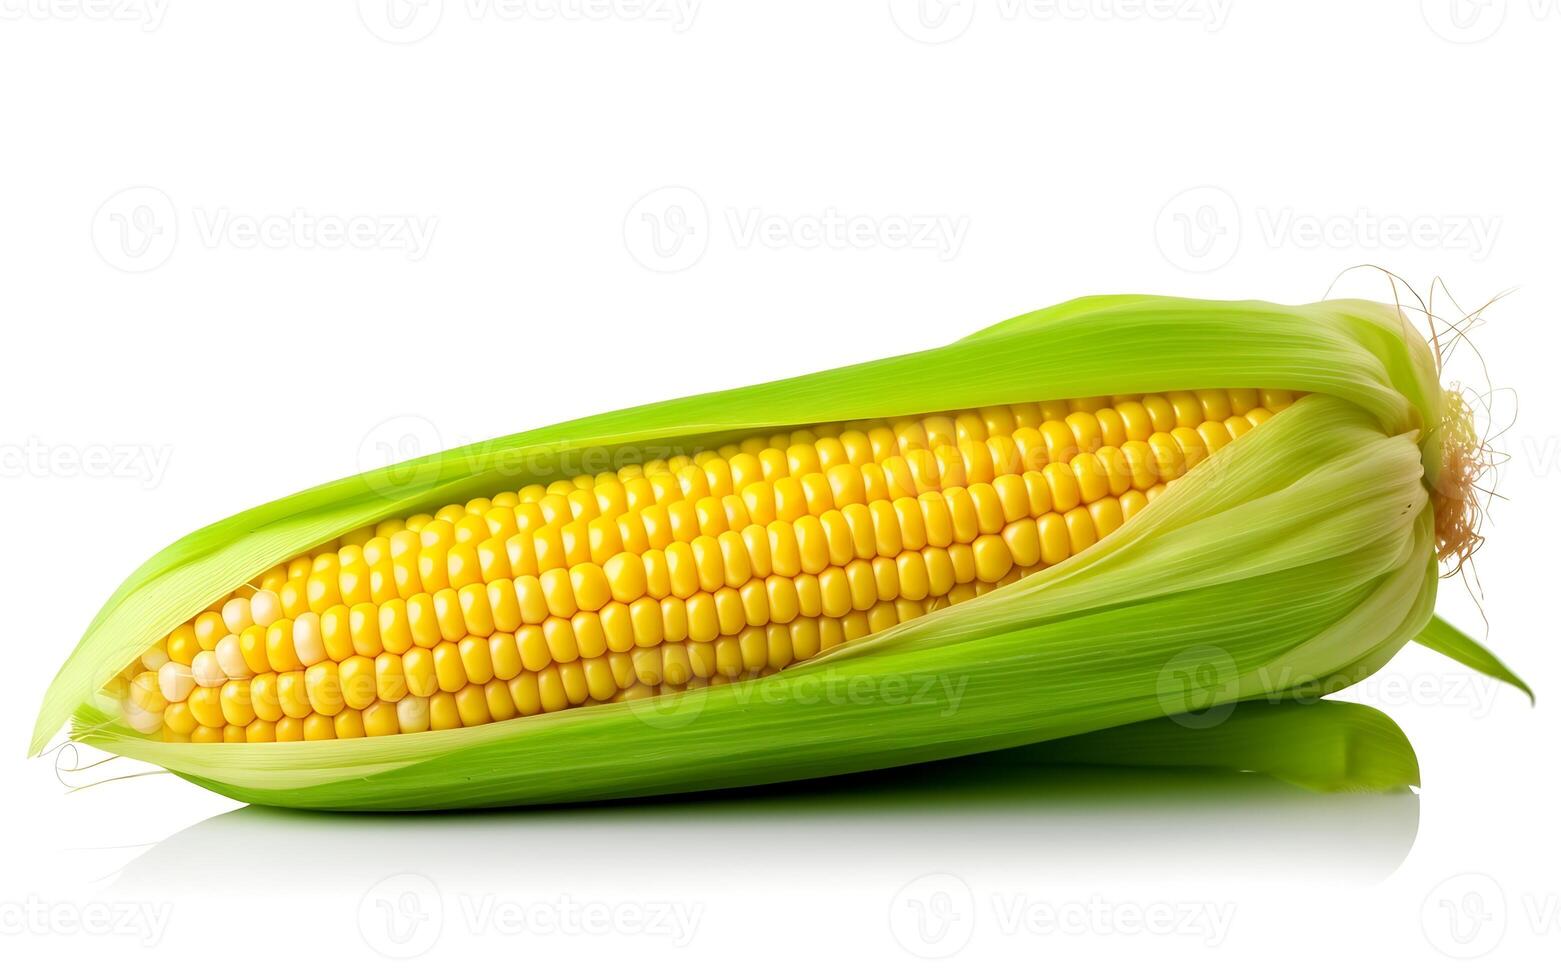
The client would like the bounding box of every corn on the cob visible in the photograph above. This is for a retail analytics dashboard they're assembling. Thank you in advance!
[34,295,1525,811]
[115,389,1292,743]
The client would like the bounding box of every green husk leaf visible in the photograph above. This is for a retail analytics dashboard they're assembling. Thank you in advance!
[1416,614,1533,702]
[1026,700,1420,793]
[35,295,1486,810]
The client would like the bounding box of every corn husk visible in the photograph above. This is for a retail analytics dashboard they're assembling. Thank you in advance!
[1029,700,1420,794]
[32,295,1525,809]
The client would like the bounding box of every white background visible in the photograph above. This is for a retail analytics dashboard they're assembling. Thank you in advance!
[1,1,1556,974]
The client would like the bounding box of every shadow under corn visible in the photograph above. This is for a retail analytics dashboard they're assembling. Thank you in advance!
[113,753,1418,894]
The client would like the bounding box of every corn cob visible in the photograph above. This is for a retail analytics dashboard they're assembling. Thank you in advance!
[117,389,1293,743]
[35,295,1525,810]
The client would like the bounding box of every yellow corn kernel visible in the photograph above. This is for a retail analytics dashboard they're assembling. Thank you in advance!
[349,602,383,657]
[340,655,377,710]
[293,612,326,666]
[334,708,366,739]
[489,632,524,680]
[138,388,1288,738]
[320,605,355,662]
[374,652,407,702]
[455,686,491,727]
[276,671,311,719]
[193,611,227,652]
[970,535,1012,583]
[237,625,270,676]
[507,673,542,716]
[264,621,301,672]
[188,687,225,728]
[403,648,437,698]
[303,714,336,740]
[219,680,255,726]
[378,599,413,654]
[429,692,461,730]
[537,666,569,712]
[395,695,430,734]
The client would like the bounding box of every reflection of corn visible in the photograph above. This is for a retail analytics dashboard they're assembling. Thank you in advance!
[118,388,1295,743]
